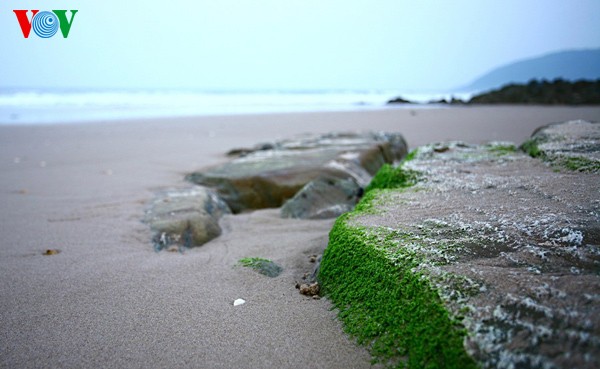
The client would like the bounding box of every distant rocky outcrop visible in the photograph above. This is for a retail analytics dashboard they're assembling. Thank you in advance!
[144,187,231,250]
[187,132,408,215]
[319,121,600,368]
[468,79,600,105]
[387,96,414,104]
[386,79,600,106]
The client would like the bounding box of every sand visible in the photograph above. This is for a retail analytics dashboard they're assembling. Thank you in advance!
[1,106,599,368]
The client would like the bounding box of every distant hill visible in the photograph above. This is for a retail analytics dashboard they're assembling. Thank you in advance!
[461,49,600,93]
[467,79,600,105]
[386,78,600,105]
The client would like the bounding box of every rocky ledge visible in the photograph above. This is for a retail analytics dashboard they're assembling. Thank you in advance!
[319,121,600,368]
[145,131,408,248]
[186,131,408,215]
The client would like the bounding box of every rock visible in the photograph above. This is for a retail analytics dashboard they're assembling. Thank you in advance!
[187,132,408,214]
[309,256,322,283]
[299,282,320,296]
[237,257,283,278]
[144,187,231,250]
[319,137,600,368]
[521,119,600,173]
[227,142,276,157]
[280,175,362,219]
[387,96,413,104]
[43,249,60,255]
[166,245,180,253]
[233,298,246,306]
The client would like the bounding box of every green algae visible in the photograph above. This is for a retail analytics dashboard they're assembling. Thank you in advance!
[319,216,477,369]
[404,148,419,162]
[486,143,518,156]
[237,257,283,277]
[363,149,421,195]
[521,139,600,173]
[520,139,543,158]
[364,164,420,194]
[352,190,383,214]
[319,162,477,368]
[559,156,600,173]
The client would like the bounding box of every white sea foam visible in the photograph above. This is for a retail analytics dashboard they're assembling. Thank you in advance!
[0,89,462,124]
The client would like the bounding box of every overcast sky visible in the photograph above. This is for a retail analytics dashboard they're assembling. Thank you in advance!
[1,0,599,91]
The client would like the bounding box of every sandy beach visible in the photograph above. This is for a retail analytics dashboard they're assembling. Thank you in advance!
[1,106,599,369]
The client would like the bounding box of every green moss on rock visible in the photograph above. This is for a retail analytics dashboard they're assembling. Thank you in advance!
[364,164,420,194]
[486,143,517,156]
[404,148,419,162]
[520,139,543,158]
[319,215,477,369]
[520,121,600,173]
[521,138,600,173]
[319,162,477,368]
[559,156,600,172]
[237,257,283,277]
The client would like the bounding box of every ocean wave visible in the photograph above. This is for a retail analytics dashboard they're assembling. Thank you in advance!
[0,89,454,124]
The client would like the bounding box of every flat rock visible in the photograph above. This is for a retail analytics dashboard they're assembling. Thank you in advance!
[319,139,600,368]
[144,187,231,249]
[187,132,408,214]
[280,175,362,219]
[522,119,600,172]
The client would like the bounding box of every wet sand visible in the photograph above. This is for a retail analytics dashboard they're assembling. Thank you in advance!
[1,106,599,368]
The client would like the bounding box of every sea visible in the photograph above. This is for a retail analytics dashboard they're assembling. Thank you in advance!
[0,88,472,125]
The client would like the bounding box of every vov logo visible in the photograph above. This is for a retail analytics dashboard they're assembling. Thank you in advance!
[13,10,78,38]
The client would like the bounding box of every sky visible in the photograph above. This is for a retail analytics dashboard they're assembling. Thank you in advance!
[1,0,599,92]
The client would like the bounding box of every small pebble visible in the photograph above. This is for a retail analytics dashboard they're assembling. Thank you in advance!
[233,298,246,306]
[43,249,60,255]
[299,282,320,296]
